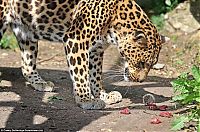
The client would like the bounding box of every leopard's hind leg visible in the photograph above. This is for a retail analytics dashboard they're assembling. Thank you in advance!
[11,24,54,92]
[0,2,8,43]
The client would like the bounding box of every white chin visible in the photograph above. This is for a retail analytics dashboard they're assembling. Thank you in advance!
[124,74,129,82]
[124,62,129,81]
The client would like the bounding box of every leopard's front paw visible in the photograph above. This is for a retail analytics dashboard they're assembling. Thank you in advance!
[31,81,55,92]
[100,91,122,105]
[75,96,106,110]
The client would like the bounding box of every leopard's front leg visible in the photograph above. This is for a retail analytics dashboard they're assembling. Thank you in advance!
[64,39,105,110]
[89,46,122,105]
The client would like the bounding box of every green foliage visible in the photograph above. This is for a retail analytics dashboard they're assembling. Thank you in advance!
[147,0,181,30]
[0,31,18,50]
[149,0,180,15]
[165,0,179,12]
[150,15,165,30]
[171,116,189,130]
[171,35,178,42]
[48,96,63,102]
[171,65,200,131]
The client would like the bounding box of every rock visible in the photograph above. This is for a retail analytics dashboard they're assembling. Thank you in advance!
[153,63,165,70]
[1,53,8,56]
[0,80,12,87]
[165,1,200,33]
[33,115,48,125]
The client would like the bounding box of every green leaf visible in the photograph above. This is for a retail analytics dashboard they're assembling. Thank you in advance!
[183,93,198,104]
[172,93,188,102]
[198,119,200,132]
[171,116,189,131]
[171,74,188,86]
[190,80,200,91]
[196,97,200,103]
[165,0,172,6]
[0,32,18,50]
[179,73,189,79]
[150,14,164,30]
[192,65,200,83]
[48,96,63,101]
[194,85,200,91]
[171,79,187,92]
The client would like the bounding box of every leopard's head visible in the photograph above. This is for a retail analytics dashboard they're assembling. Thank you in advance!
[118,30,169,82]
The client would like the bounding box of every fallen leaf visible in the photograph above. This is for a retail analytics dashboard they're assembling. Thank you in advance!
[159,105,168,111]
[159,112,173,118]
[120,108,131,114]
[150,118,162,124]
[48,96,63,101]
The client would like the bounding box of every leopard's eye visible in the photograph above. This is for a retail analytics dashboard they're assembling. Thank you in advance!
[139,62,145,69]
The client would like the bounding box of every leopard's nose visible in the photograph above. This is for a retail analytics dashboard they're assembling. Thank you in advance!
[139,79,144,83]
[138,71,147,82]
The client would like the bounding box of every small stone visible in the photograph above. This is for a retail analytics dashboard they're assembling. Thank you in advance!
[2,53,8,56]
[0,80,12,87]
[152,63,165,70]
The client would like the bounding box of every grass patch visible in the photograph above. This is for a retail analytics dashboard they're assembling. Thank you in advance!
[0,31,18,50]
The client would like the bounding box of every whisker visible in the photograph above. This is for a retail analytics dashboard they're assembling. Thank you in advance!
[124,87,130,96]
[115,77,124,82]
[103,75,124,80]
[113,78,124,90]
[103,73,123,76]
[104,69,124,72]
[112,65,124,69]
[103,71,122,74]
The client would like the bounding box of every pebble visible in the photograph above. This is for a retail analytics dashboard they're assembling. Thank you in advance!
[152,63,165,70]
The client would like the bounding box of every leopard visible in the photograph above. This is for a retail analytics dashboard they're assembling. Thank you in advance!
[0,0,169,110]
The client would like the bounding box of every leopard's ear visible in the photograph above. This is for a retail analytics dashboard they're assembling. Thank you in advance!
[134,30,147,47]
[160,35,170,44]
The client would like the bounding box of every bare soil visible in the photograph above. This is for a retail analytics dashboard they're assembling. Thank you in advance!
[0,30,199,131]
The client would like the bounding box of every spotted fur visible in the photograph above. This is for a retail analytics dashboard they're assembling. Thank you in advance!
[0,0,168,109]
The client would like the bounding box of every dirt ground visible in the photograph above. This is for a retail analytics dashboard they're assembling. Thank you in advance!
[0,30,199,131]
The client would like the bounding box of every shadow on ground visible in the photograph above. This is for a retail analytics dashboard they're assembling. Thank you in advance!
[103,62,174,108]
[0,67,109,131]
[0,64,173,131]
[190,0,200,24]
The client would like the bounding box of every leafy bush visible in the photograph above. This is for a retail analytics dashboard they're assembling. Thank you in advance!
[136,0,183,29]
[150,15,165,30]
[0,31,18,50]
[165,0,180,12]
[153,0,179,14]
[171,65,200,131]
[150,0,181,29]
